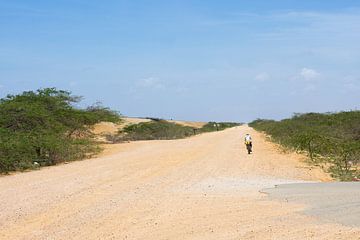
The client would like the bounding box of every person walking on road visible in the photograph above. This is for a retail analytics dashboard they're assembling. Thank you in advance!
[244,133,253,154]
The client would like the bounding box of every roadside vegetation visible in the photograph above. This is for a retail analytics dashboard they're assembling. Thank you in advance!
[249,111,360,181]
[114,120,193,141]
[0,87,240,173]
[200,122,241,132]
[108,120,240,142]
[0,88,120,173]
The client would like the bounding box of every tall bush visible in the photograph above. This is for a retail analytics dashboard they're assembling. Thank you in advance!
[0,88,120,173]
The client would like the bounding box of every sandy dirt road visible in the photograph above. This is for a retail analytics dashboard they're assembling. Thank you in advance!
[0,126,359,239]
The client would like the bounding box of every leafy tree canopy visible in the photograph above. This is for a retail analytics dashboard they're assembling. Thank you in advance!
[0,88,120,173]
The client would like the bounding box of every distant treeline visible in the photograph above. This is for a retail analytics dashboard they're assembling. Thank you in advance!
[0,88,120,173]
[107,121,240,142]
[249,111,360,181]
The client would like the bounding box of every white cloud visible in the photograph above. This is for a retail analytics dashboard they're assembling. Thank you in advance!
[290,68,320,82]
[254,72,270,82]
[136,77,165,89]
[300,68,320,81]
[289,68,320,93]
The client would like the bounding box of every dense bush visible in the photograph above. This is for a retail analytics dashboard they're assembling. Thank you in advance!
[111,120,194,141]
[109,120,240,142]
[199,122,241,133]
[249,111,360,181]
[0,88,120,173]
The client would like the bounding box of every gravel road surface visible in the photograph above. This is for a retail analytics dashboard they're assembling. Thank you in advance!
[0,126,358,239]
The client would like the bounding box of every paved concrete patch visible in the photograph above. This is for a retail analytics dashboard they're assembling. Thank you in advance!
[263,182,360,227]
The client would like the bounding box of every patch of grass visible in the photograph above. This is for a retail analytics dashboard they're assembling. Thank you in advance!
[249,111,360,181]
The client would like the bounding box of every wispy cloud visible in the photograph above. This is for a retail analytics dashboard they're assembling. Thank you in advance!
[254,10,360,39]
[254,72,270,82]
[0,2,48,18]
[300,68,320,81]
[290,67,320,82]
[288,68,321,94]
[136,77,165,90]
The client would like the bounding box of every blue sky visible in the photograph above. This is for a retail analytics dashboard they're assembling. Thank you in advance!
[1,0,359,122]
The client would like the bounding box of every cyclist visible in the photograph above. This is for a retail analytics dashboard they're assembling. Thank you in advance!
[244,133,252,154]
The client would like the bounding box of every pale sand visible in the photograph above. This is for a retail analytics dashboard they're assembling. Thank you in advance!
[0,126,358,239]
[92,117,152,135]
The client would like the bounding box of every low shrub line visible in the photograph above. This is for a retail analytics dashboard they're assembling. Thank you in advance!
[107,120,240,142]
[249,111,360,181]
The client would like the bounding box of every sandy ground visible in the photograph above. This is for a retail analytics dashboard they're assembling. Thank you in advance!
[0,126,359,239]
[167,120,207,128]
[92,117,152,135]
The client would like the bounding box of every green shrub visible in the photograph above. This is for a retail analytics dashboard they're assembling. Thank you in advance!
[109,120,240,142]
[249,111,360,181]
[112,120,194,141]
[0,88,120,173]
[199,122,241,133]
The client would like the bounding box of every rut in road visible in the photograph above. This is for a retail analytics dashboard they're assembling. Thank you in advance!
[0,125,359,239]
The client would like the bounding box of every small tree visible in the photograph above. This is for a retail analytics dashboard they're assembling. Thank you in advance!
[0,88,120,173]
